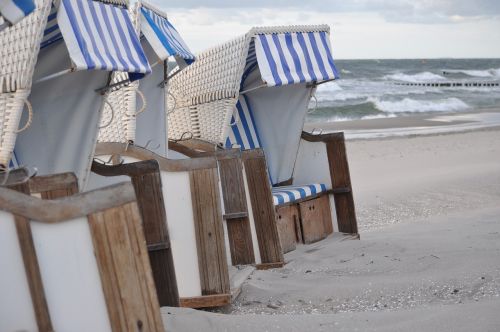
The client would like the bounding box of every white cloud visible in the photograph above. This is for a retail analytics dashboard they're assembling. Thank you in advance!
[159,2,500,58]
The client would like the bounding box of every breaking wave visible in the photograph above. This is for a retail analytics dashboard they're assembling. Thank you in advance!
[442,68,500,78]
[383,72,446,83]
[369,97,469,113]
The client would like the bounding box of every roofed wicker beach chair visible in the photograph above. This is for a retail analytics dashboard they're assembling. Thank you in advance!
[90,1,234,309]
[0,0,41,171]
[0,181,164,332]
[1,0,165,330]
[168,25,359,254]
[11,0,151,189]
[0,0,35,32]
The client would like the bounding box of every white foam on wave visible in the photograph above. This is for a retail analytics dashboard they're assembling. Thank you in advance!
[442,68,500,78]
[384,72,446,83]
[326,113,397,122]
[369,97,469,113]
[316,81,343,93]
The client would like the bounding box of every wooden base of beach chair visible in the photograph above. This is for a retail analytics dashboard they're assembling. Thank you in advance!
[93,143,232,308]
[298,195,333,244]
[179,294,232,309]
[0,182,164,332]
[169,142,285,268]
[275,204,301,253]
[275,194,334,248]
[92,159,179,307]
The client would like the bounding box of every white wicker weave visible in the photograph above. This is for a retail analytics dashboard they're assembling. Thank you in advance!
[0,0,52,167]
[167,25,330,144]
[97,80,139,143]
[96,1,146,145]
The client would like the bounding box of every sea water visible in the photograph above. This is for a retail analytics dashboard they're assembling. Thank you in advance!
[308,58,500,123]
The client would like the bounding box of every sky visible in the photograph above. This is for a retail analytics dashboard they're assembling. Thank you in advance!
[151,0,500,59]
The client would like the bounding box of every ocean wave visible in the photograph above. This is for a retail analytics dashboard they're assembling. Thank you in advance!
[383,72,446,83]
[316,81,343,93]
[368,97,469,113]
[315,86,439,103]
[442,68,500,78]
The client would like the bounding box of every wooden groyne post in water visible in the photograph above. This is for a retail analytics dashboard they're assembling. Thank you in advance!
[393,81,500,87]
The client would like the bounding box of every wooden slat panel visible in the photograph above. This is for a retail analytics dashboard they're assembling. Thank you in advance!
[88,202,164,332]
[242,151,284,264]
[179,294,232,308]
[218,157,255,265]
[275,205,300,253]
[91,160,179,307]
[130,170,179,307]
[226,218,255,265]
[189,168,230,295]
[299,195,333,244]
[29,173,79,199]
[325,134,358,234]
[7,181,53,332]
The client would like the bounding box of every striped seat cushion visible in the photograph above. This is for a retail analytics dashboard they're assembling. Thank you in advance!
[272,183,328,206]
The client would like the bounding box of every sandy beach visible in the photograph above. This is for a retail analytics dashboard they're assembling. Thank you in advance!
[162,126,500,331]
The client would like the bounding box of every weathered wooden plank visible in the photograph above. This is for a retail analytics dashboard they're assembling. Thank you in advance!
[94,142,217,171]
[223,212,248,220]
[131,170,179,307]
[7,181,53,332]
[0,182,137,223]
[91,160,179,307]
[242,151,284,264]
[226,217,255,265]
[179,294,232,308]
[88,202,163,332]
[255,262,286,270]
[299,195,333,244]
[189,168,230,295]
[218,157,255,265]
[325,133,358,234]
[275,204,300,253]
[88,209,127,331]
[29,172,79,198]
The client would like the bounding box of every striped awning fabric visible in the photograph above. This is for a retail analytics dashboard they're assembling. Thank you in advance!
[0,0,35,30]
[255,31,338,87]
[57,0,151,74]
[41,3,61,48]
[140,5,195,66]
[225,95,262,150]
[272,183,328,206]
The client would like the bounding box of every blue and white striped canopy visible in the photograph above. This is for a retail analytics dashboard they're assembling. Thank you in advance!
[0,0,35,30]
[40,3,61,48]
[56,0,150,75]
[255,31,338,87]
[140,5,195,66]
[225,95,262,150]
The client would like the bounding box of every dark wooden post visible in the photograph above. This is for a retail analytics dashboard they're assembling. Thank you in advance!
[325,133,358,234]
[301,131,358,235]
